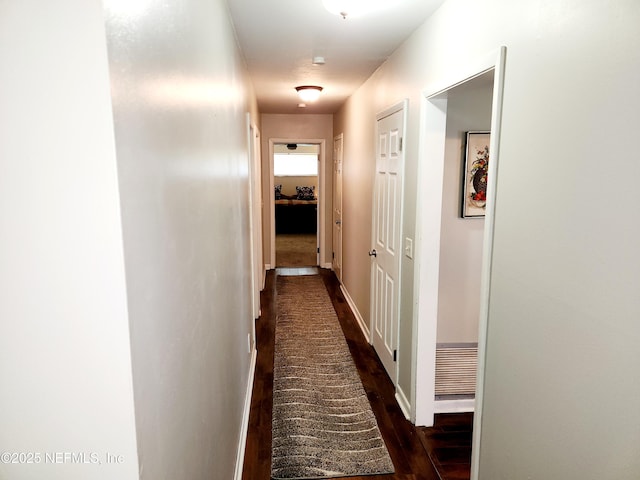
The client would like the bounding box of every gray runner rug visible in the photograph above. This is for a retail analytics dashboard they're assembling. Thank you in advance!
[271,274,394,479]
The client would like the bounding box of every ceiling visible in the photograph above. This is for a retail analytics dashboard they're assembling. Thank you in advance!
[226,0,446,114]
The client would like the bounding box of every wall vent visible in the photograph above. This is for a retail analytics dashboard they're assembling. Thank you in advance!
[435,343,478,397]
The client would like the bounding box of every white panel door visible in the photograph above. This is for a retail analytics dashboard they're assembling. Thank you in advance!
[248,122,263,321]
[370,106,404,384]
[332,134,343,282]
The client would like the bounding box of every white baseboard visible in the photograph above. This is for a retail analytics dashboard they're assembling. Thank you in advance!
[233,346,257,480]
[395,385,412,421]
[265,264,273,271]
[434,397,475,414]
[321,262,332,269]
[340,284,370,343]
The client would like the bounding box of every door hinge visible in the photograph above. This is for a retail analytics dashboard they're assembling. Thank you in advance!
[332,251,335,259]
[317,247,320,253]
[399,137,403,152]
[393,350,397,362]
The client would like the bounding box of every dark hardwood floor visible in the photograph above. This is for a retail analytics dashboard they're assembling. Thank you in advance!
[416,413,473,480]
[242,268,470,480]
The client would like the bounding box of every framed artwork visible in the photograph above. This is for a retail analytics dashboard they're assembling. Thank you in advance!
[462,131,490,218]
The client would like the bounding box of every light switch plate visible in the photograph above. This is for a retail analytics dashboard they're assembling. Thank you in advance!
[404,237,413,259]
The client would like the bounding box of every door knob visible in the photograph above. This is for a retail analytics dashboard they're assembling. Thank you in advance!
[368,249,377,257]
[335,220,342,225]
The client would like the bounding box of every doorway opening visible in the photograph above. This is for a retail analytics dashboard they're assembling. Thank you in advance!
[413,47,506,480]
[272,142,320,268]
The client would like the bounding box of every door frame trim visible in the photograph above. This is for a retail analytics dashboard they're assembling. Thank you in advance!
[268,138,326,268]
[370,99,409,387]
[412,46,506,480]
[246,116,263,325]
[332,133,344,282]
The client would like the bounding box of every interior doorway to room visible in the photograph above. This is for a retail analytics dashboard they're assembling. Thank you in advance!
[431,73,495,413]
[414,47,506,480]
[273,143,320,268]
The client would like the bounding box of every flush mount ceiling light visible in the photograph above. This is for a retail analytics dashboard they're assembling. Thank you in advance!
[322,0,396,18]
[295,85,323,103]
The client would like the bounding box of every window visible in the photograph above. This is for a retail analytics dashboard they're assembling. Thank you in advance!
[274,154,318,176]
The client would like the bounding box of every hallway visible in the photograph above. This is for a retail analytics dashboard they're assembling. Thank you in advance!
[3,2,639,480]
[242,268,439,480]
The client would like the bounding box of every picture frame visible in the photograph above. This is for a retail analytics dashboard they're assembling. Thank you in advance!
[461,131,490,218]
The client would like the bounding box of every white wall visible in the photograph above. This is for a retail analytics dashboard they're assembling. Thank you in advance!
[335,0,640,477]
[0,1,138,479]
[0,0,258,479]
[333,97,377,327]
[261,114,333,265]
[104,0,259,478]
[437,77,493,344]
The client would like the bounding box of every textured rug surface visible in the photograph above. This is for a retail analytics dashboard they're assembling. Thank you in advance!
[271,275,394,479]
